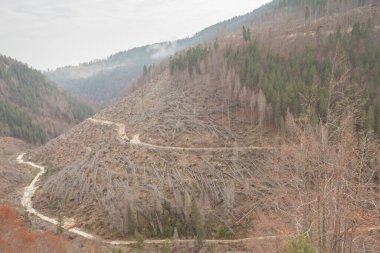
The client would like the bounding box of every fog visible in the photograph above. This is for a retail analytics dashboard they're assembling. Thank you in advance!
[0,0,270,70]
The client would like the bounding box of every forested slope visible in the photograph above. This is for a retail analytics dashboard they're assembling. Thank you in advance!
[0,55,94,144]
[169,21,380,135]
[228,23,380,133]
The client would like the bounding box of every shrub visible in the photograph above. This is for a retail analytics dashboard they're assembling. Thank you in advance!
[159,239,171,253]
[0,205,67,253]
[284,234,316,253]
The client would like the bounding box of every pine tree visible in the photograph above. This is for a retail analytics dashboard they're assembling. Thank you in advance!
[285,234,316,253]
[242,26,251,42]
[367,106,375,131]
[191,201,204,245]
[214,38,219,51]
[143,65,148,76]
[22,207,31,226]
[305,6,310,23]
[56,214,64,235]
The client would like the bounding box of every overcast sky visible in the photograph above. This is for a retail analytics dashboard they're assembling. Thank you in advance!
[0,0,270,70]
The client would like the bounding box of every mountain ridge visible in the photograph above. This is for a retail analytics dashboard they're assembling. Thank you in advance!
[46,0,378,107]
[45,1,278,107]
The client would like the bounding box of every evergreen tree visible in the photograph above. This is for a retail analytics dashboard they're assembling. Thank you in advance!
[242,26,251,42]
[285,234,316,253]
[56,214,64,235]
[214,38,219,51]
[143,65,148,76]
[305,6,310,22]
[367,106,375,131]
[376,115,380,134]
[190,201,204,245]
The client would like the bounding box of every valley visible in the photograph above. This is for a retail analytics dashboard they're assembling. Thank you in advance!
[1,0,380,252]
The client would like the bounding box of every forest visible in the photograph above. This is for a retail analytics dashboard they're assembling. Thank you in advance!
[170,20,380,135]
[0,99,46,144]
[227,20,380,134]
[0,56,94,144]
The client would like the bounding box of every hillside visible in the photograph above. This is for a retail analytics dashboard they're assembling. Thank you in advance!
[21,3,380,252]
[47,0,374,107]
[0,137,32,206]
[45,0,380,108]
[0,55,94,144]
[46,3,278,107]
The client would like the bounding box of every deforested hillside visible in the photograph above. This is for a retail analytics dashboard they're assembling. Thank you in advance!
[0,55,94,144]
[24,4,380,251]
[29,68,278,244]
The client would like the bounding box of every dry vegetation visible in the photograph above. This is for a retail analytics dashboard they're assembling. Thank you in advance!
[20,2,380,252]
[0,137,32,206]
[262,46,380,252]
[28,50,379,250]
[0,205,68,253]
[28,59,286,244]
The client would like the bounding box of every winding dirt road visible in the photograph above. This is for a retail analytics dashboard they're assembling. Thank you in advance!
[88,118,275,151]
[18,153,97,240]
[17,118,379,246]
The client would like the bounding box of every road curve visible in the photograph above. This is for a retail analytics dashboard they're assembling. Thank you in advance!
[88,118,275,151]
[18,153,97,240]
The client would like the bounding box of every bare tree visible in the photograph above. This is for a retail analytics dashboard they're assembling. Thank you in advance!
[272,43,379,253]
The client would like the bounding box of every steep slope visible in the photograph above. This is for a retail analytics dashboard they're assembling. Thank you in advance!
[21,1,379,252]
[0,55,94,144]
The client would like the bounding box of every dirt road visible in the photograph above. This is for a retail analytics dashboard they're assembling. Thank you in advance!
[17,118,379,245]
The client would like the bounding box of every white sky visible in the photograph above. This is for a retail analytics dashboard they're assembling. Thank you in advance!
[0,0,270,70]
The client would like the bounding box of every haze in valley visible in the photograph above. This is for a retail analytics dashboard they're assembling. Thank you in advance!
[0,0,270,70]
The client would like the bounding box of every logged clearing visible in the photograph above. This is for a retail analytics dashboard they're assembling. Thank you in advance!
[16,2,380,252]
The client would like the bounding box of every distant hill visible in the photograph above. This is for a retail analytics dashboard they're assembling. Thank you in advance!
[47,0,377,107]
[0,55,94,144]
[45,1,282,107]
